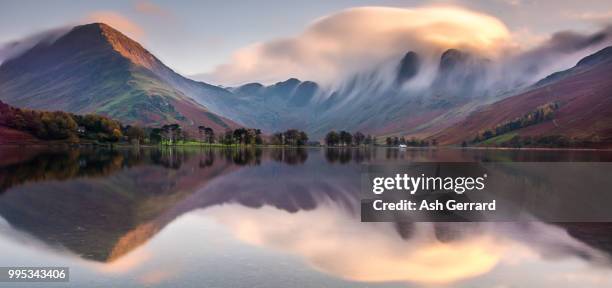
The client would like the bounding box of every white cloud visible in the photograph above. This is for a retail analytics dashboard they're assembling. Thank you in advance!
[208,5,513,85]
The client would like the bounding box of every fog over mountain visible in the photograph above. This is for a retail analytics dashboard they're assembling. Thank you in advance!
[0,26,71,64]
[1,6,611,140]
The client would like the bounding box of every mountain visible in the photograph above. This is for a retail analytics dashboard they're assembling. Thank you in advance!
[434,46,612,146]
[0,23,526,139]
[0,23,237,132]
[292,49,501,139]
[396,51,420,84]
[2,23,610,143]
[216,49,499,139]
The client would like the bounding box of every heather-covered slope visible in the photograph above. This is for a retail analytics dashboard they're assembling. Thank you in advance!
[0,23,237,132]
[433,46,612,147]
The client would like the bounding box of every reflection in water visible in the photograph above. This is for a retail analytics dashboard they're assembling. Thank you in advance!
[203,204,612,285]
[0,147,612,287]
[203,204,503,284]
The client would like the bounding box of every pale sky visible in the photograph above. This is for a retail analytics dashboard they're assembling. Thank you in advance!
[1,0,611,82]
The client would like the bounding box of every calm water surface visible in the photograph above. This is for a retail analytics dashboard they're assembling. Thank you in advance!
[0,147,612,287]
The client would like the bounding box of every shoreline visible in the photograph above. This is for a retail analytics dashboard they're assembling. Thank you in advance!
[0,142,611,151]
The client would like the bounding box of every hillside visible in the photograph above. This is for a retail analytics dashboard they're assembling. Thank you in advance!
[0,23,237,133]
[433,46,612,147]
[1,23,611,143]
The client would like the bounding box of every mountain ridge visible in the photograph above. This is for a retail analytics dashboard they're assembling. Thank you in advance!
[2,22,611,144]
[0,23,238,133]
[433,45,612,146]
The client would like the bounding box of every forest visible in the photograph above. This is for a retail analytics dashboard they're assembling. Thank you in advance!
[0,101,127,143]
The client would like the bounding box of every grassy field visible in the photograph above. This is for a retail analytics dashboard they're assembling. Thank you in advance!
[480,132,518,145]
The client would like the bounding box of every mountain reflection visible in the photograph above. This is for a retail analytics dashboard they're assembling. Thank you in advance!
[0,147,612,286]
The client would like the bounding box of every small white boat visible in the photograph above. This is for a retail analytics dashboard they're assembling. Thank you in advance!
[398,144,407,148]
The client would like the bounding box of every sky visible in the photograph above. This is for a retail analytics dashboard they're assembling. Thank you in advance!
[1,0,612,85]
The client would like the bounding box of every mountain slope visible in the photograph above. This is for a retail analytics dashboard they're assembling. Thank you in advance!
[0,23,237,132]
[433,46,612,146]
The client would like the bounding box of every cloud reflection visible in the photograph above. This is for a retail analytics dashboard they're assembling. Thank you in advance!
[203,204,507,285]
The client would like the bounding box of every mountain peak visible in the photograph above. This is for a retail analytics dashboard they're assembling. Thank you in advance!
[439,49,469,71]
[0,22,238,133]
[99,23,159,71]
[235,82,264,95]
[396,51,420,84]
[277,78,301,85]
[75,22,113,31]
[63,22,160,72]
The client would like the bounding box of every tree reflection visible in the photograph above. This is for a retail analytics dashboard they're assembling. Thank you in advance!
[325,148,376,164]
[270,148,308,165]
[0,148,144,193]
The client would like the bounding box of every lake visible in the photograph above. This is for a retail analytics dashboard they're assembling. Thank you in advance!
[0,146,612,287]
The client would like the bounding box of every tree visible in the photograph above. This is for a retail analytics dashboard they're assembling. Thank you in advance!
[110,128,123,142]
[393,137,400,146]
[150,128,162,144]
[325,131,340,146]
[271,129,308,146]
[353,132,365,146]
[223,129,235,145]
[339,131,352,146]
[125,125,145,143]
[233,128,248,144]
[198,126,206,142]
[204,127,214,144]
[298,131,308,146]
[41,111,78,140]
[161,124,181,144]
[255,129,263,145]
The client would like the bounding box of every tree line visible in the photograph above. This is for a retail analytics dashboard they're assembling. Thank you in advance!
[2,100,444,147]
[471,102,559,143]
[0,101,130,143]
[325,131,376,146]
[384,136,436,147]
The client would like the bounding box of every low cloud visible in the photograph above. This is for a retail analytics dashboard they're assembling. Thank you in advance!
[208,6,513,86]
[0,26,71,64]
[134,0,172,18]
[505,25,612,82]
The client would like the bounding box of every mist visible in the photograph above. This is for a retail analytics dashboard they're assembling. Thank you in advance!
[0,26,71,64]
[205,5,612,105]
[208,5,512,87]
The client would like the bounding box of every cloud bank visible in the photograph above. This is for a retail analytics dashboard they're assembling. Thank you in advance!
[208,6,513,86]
